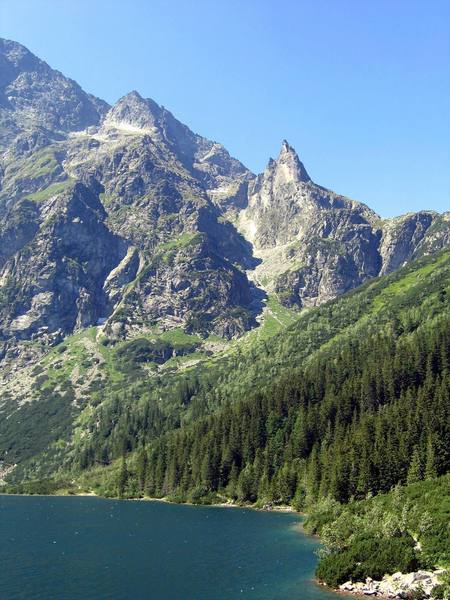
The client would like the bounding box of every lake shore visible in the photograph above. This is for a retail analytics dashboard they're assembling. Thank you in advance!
[0,488,297,514]
[3,488,442,599]
[97,491,297,513]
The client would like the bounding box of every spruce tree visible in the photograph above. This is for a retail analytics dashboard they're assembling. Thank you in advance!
[407,447,423,485]
[118,455,128,498]
[424,437,437,480]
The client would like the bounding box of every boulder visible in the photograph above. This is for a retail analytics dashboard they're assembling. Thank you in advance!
[340,581,354,591]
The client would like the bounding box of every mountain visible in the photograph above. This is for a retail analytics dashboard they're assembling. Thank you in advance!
[1,39,449,364]
[0,39,449,486]
[0,38,107,150]
[1,38,449,596]
[239,140,450,307]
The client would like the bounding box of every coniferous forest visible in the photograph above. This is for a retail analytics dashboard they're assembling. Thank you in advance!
[4,251,450,591]
[63,252,450,505]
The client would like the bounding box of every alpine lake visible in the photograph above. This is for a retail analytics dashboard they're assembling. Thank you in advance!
[0,495,339,600]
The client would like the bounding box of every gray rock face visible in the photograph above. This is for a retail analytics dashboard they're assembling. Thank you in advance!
[0,38,258,348]
[238,142,449,307]
[0,37,449,362]
[0,39,108,151]
[99,90,251,197]
[0,182,127,341]
[105,233,254,340]
[379,211,450,275]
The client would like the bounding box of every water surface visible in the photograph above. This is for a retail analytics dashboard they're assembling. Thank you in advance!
[0,496,337,600]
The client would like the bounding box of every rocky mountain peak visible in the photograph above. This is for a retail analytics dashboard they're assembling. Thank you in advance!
[271,139,311,184]
[98,90,251,202]
[0,38,44,85]
[0,38,449,363]
[101,91,162,134]
[247,140,311,211]
[0,37,108,147]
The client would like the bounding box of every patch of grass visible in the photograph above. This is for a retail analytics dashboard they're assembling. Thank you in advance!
[371,252,449,313]
[12,150,59,180]
[26,180,73,202]
[99,192,117,207]
[154,232,204,265]
[234,295,298,346]
[159,328,201,347]
[158,232,203,252]
[266,295,298,327]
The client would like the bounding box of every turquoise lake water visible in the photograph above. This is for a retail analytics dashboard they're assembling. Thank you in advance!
[0,496,338,600]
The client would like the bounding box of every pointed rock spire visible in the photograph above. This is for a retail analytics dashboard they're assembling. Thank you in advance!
[276,140,311,183]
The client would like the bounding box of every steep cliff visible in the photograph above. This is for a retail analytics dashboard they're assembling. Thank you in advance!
[238,141,449,307]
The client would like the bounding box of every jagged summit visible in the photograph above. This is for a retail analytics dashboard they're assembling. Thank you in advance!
[263,140,311,188]
[102,91,162,133]
[0,37,108,146]
[276,139,311,183]
[0,38,43,78]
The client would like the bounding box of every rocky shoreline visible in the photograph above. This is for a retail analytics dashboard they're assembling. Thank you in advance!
[338,570,446,598]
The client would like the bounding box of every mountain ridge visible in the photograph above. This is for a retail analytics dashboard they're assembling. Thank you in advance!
[0,37,449,381]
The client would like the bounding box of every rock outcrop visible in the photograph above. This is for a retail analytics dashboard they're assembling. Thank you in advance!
[239,141,449,307]
[0,38,107,150]
[339,570,447,598]
[0,182,127,342]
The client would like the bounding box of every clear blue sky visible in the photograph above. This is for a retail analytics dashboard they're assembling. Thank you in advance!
[1,0,449,217]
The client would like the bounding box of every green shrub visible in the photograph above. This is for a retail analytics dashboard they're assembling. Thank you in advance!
[409,585,427,600]
[186,486,220,505]
[316,534,418,587]
[115,337,172,370]
[421,523,450,568]
[432,573,450,600]
[188,485,210,504]
[115,336,198,372]
[3,479,73,495]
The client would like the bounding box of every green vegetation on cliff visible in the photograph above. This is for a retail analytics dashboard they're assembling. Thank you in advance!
[306,475,450,586]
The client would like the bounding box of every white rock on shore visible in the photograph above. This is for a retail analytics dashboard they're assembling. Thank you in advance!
[339,569,447,598]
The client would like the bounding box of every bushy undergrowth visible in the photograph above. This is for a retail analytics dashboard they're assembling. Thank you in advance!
[316,534,418,587]
[306,476,450,586]
[432,572,450,599]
